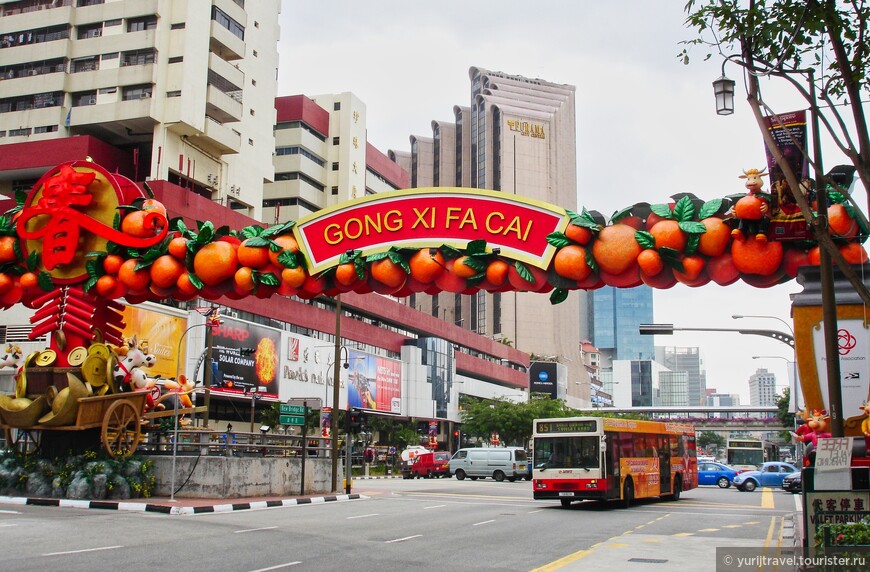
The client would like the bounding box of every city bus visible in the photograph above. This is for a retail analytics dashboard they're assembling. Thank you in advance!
[532,417,697,508]
[725,438,779,471]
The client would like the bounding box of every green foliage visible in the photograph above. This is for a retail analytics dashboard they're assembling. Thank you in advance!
[776,387,797,443]
[697,431,726,453]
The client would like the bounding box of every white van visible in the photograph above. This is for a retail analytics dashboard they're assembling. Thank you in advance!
[448,447,528,482]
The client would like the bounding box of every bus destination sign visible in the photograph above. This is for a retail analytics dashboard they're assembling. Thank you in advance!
[535,420,597,434]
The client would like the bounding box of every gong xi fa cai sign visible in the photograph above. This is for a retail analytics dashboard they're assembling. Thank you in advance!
[293,188,569,274]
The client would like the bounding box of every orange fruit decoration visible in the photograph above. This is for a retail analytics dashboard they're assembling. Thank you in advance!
[485,259,510,287]
[268,234,299,267]
[176,272,199,296]
[193,241,239,286]
[18,272,38,290]
[645,209,670,230]
[118,258,150,293]
[237,238,271,269]
[565,223,593,245]
[0,282,23,308]
[507,263,549,292]
[707,253,740,286]
[409,249,446,283]
[640,267,677,289]
[233,267,256,292]
[102,254,124,274]
[141,198,167,217]
[0,235,18,264]
[435,259,468,293]
[807,246,822,265]
[553,245,592,281]
[334,262,361,287]
[451,256,479,278]
[649,219,687,252]
[95,274,118,297]
[591,223,642,275]
[281,266,307,289]
[0,273,12,295]
[121,210,158,238]
[828,204,858,238]
[636,249,664,276]
[697,217,731,257]
[370,258,406,289]
[734,195,766,219]
[599,266,642,288]
[168,236,189,259]
[840,242,869,264]
[673,255,706,282]
[731,238,783,275]
[149,254,185,289]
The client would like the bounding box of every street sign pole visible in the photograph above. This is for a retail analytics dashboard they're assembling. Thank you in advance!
[300,400,307,496]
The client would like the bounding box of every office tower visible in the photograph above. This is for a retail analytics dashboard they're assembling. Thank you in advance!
[655,345,708,406]
[749,368,778,406]
[587,285,655,367]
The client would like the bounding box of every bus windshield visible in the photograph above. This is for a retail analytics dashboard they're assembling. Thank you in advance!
[727,448,762,468]
[534,436,600,470]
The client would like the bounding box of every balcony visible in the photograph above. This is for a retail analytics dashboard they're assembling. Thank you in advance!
[199,117,241,155]
[207,52,243,89]
[209,20,244,61]
[205,84,241,123]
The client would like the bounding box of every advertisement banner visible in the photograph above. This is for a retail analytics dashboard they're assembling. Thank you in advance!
[764,110,811,241]
[812,319,869,415]
[529,362,558,399]
[121,304,186,379]
[347,350,402,414]
[280,334,341,407]
[210,317,281,399]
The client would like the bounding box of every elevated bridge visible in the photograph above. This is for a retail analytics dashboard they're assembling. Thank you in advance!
[576,406,786,432]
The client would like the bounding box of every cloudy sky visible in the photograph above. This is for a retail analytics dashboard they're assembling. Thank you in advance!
[277,1,855,403]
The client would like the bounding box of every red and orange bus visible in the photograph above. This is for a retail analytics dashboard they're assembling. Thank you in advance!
[532,417,697,508]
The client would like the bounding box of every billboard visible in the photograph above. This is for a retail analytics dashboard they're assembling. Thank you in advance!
[121,304,187,379]
[346,350,402,414]
[530,362,559,399]
[210,317,281,399]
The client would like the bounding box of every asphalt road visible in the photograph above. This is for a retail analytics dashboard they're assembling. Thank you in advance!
[0,478,801,572]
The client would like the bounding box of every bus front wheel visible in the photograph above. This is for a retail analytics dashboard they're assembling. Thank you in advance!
[620,478,634,509]
[666,475,682,501]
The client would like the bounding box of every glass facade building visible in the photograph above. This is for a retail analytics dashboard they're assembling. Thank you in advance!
[589,285,654,364]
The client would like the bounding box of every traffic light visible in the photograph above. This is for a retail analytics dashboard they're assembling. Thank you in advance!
[346,407,364,433]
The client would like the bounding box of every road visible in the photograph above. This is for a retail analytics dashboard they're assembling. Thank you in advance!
[0,478,801,572]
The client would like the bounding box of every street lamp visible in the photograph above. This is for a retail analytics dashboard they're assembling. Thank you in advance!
[713,74,736,115]
[638,323,794,348]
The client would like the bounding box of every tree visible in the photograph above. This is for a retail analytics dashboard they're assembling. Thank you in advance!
[681,0,870,305]
[697,430,726,454]
[776,387,797,443]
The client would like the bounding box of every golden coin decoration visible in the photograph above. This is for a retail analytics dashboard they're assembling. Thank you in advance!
[87,343,110,360]
[67,346,88,366]
[24,350,41,368]
[82,355,107,387]
[15,370,27,398]
[35,349,57,367]
[55,330,67,352]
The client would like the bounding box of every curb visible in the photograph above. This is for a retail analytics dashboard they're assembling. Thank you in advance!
[0,493,363,516]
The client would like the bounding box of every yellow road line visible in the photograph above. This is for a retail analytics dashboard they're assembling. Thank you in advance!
[529,550,593,572]
[761,487,775,509]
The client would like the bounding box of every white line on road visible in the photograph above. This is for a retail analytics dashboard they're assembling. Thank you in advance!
[43,546,122,556]
[249,562,301,571]
[385,534,423,543]
[0,509,21,514]
[528,509,544,514]
[794,493,803,512]
[347,513,379,519]
[0,523,17,527]
[235,526,278,533]
[472,520,496,526]
[423,505,446,509]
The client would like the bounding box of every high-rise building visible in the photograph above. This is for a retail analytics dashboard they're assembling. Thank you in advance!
[586,285,655,366]
[393,66,591,406]
[655,346,708,406]
[749,368,778,406]
[0,0,281,220]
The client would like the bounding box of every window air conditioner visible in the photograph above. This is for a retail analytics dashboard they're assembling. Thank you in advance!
[87,98,96,105]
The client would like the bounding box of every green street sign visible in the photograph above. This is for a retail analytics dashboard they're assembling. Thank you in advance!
[279,404,306,415]
[279,415,305,425]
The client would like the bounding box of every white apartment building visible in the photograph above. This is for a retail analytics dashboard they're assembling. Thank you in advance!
[749,367,778,406]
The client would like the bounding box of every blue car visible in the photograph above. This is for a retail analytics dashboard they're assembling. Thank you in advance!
[698,461,739,488]
[732,462,799,492]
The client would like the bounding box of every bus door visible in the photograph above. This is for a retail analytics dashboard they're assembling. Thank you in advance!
[658,435,671,494]
[604,432,619,497]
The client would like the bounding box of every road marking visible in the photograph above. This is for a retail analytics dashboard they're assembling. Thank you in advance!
[794,494,803,511]
[423,505,446,509]
[634,524,646,529]
[346,514,378,519]
[642,537,664,543]
[605,543,629,548]
[529,549,593,571]
[385,535,422,543]
[722,524,741,528]
[0,509,21,514]
[43,546,122,556]
[249,562,301,571]
[528,509,544,514]
[745,521,760,525]
[761,487,775,509]
[0,523,17,527]
[672,532,694,537]
[698,528,720,532]
[235,526,278,533]
[472,519,495,526]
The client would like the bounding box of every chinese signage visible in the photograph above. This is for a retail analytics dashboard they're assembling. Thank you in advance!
[764,110,810,241]
[293,188,568,273]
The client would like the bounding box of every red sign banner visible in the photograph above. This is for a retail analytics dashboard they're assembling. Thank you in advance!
[293,188,568,273]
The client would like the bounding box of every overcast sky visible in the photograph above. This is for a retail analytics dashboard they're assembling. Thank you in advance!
[277,1,860,404]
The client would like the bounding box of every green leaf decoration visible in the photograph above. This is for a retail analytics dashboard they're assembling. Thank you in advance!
[460,256,487,273]
[12,238,23,262]
[85,259,99,279]
[26,250,38,271]
[440,245,463,260]
[15,189,27,207]
[83,276,97,293]
[84,250,106,259]
[466,275,485,287]
[659,247,685,272]
[185,248,196,271]
[678,221,707,235]
[339,250,357,265]
[387,251,411,274]
[113,211,121,230]
[188,273,204,290]
[547,232,573,248]
[262,221,296,237]
[354,257,366,279]
[609,205,634,224]
[672,196,696,222]
[134,259,154,272]
[259,272,280,287]
[195,222,215,245]
[698,199,724,219]
[650,203,674,219]
[466,239,487,255]
[142,246,163,263]
[549,288,569,305]
[365,252,390,263]
[514,261,534,283]
[174,218,189,235]
[243,236,271,248]
[576,208,602,229]
[214,225,231,238]
[635,230,656,249]
[0,217,10,234]
[36,270,53,291]
[585,249,598,271]
[277,250,299,268]
[685,234,700,256]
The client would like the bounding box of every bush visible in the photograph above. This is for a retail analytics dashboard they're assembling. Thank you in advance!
[0,450,156,500]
